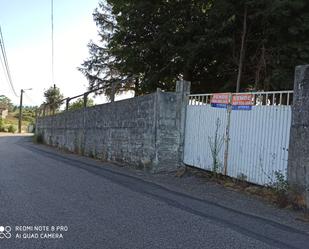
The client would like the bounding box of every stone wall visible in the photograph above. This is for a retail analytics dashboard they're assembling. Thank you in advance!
[288,65,309,207]
[36,82,190,172]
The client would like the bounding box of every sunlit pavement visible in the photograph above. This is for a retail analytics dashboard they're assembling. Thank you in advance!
[0,135,308,249]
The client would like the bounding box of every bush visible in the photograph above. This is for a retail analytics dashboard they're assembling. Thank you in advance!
[33,133,44,143]
[0,118,4,132]
[8,125,17,133]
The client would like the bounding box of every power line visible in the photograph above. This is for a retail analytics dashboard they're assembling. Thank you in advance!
[51,0,54,84]
[0,25,19,97]
[0,42,13,95]
[0,49,8,83]
[0,25,18,97]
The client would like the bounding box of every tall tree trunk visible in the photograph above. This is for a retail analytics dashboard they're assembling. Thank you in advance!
[254,44,265,90]
[183,67,192,82]
[236,5,248,93]
[134,77,140,97]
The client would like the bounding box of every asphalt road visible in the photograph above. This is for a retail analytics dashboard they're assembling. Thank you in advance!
[0,135,308,249]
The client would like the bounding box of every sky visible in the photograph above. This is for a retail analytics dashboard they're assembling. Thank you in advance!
[0,0,106,106]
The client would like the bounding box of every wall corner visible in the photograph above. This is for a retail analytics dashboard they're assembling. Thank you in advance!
[288,64,309,209]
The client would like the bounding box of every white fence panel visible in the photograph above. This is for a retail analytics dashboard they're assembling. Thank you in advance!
[228,105,292,185]
[184,105,227,171]
[183,91,293,186]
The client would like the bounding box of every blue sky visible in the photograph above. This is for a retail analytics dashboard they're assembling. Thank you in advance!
[0,0,102,105]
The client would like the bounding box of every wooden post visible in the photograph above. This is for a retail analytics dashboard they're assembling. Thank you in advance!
[236,5,247,93]
[223,93,232,175]
[83,93,88,108]
[66,98,70,111]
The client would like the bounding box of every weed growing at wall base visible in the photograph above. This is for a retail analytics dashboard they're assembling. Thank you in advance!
[266,170,306,210]
[208,118,224,175]
[33,134,44,144]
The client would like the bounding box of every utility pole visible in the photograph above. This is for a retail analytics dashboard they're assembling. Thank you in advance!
[111,82,115,102]
[52,84,56,114]
[18,89,24,133]
[236,5,248,93]
[18,88,32,133]
[51,0,54,85]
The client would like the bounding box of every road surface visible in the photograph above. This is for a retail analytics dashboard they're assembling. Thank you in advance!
[0,135,308,249]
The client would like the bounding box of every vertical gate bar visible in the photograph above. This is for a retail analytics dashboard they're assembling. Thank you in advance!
[279,93,282,105]
[223,93,232,176]
[265,93,268,105]
[287,93,290,105]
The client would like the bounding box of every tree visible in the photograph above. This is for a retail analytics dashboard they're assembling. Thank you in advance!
[206,0,309,91]
[14,106,37,123]
[0,95,14,111]
[43,85,64,113]
[80,0,309,95]
[69,98,94,111]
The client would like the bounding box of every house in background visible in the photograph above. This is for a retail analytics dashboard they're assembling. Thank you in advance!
[0,105,8,119]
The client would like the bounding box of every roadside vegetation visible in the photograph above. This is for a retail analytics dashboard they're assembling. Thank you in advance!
[80,1,309,98]
[33,133,44,144]
[0,95,37,133]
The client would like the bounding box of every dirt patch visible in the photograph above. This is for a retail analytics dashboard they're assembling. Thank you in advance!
[175,166,307,213]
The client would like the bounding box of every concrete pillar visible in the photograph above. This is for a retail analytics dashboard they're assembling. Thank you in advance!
[176,80,191,96]
[288,65,309,208]
[176,80,191,162]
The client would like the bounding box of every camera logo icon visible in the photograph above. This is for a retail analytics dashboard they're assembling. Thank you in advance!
[0,226,11,239]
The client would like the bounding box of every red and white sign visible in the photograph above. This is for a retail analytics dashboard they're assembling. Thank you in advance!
[232,94,253,106]
[211,93,230,104]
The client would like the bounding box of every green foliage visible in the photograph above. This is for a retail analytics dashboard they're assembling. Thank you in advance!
[22,106,37,123]
[0,118,4,132]
[0,95,14,111]
[43,85,64,112]
[80,0,309,95]
[69,98,94,111]
[0,118,16,133]
[8,124,16,133]
[266,170,291,208]
[13,106,37,124]
[33,134,44,144]
[272,170,289,194]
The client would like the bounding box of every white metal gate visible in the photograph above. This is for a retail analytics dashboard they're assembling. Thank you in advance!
[183,91,293,185]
